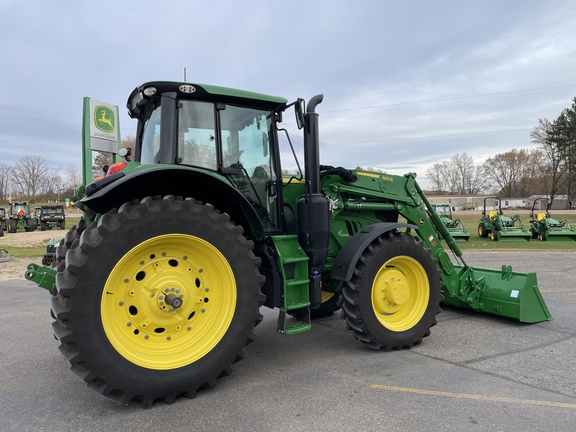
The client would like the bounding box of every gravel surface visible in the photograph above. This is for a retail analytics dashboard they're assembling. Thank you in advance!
[0,230,64,281]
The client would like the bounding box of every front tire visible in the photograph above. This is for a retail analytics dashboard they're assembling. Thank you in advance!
[478,223,488,238]
[52,196,265,406]
[341,232,442,350]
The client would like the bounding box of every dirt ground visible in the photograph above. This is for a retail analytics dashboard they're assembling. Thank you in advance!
[0,230,64,281]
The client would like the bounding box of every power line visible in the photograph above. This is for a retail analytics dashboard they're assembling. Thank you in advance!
[321,84,576,114]
[325,128,531,146]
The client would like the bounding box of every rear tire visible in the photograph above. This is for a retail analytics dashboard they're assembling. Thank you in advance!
[52,196,265,406]
[7,220,17,233]
[340,232,442,350]
[25,218,37,232]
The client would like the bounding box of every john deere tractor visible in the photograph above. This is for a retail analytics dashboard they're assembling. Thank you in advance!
[25,81,551,407]
[7,201,37,233]
[430,203,470,242]
[529,198,576,241]
[478,197,531,241]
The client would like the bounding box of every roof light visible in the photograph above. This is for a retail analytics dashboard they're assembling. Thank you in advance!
[179,84,196,93]
[143,86,157,97]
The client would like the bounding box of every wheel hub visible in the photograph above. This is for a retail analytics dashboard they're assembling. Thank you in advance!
[373,268,410,312]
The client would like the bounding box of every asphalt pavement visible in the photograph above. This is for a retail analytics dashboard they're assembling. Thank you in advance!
[1,251,575,431]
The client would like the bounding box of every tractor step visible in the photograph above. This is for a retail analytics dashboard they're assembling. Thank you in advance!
[272,235,312,334]
[277,308,312,334]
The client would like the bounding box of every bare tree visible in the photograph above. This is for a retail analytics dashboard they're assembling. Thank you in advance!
[426,153,487,194]
[530,118,567,204]
[483,149,539,197]
[0,163,11,203]
[13,155,52,203]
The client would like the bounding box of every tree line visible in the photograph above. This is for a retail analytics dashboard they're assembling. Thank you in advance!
[0,137,136,205]
[426,98,576,207]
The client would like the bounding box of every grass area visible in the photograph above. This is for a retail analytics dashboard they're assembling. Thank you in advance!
[0,245,45,258]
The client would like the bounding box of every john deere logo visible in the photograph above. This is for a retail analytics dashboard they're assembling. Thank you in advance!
[95,106,115,132]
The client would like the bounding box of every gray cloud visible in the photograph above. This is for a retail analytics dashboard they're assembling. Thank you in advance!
[1,0,575,188]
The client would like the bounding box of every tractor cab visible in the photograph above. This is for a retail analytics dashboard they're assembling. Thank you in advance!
[120,82,294,234]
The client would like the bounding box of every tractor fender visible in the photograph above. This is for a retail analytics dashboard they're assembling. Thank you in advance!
[80,166,265,238]
[331,222,417,281]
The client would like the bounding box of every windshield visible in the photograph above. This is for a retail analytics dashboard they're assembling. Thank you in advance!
[434,205,451,217]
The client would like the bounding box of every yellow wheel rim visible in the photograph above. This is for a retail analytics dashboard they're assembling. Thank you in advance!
[371,256,429,332]
[101,234,236,370]
[321,291,334,303]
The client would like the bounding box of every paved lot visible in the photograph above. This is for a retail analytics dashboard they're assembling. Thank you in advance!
[1,251,575,431]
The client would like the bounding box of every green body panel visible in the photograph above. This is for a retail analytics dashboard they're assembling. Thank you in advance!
[200,83,288,105]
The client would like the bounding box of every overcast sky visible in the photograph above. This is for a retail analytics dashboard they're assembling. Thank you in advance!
[2,1,576,188]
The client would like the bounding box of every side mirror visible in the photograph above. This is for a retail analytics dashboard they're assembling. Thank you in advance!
[295,98,305,130]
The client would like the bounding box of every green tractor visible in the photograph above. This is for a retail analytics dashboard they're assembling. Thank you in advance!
[0,207,6,237]
[478,196,531,241]
[529,198,576,241]
[7,201,38,233]
[430,203,470,242]
[25,81,551,406]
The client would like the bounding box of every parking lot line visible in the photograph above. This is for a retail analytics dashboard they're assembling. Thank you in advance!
[371,384,576,409]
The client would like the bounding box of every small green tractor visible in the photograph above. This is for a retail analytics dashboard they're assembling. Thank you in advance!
[25,81,551,407]
[478,196,531,241]
[529,198,576,241]
[7,201,37,233]
[0,207,6,237]
[430,203,470,242]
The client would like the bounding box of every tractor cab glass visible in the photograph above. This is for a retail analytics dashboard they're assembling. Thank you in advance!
[175,100,279,231]
[219,104,278,231]
[10,203,30,216]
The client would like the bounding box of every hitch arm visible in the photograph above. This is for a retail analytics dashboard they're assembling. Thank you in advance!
[24,263,57,293]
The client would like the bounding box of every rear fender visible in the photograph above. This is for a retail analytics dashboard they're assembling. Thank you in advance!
[331,222,417,281]
[80,167,265,238]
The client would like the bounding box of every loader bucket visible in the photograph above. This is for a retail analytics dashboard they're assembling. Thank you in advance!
[442,265,552,323]
[545,231,576,241]
[496,230,531,241]
[446,230,471,242]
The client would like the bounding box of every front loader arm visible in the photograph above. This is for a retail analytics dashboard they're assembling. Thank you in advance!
[395,174,551,323]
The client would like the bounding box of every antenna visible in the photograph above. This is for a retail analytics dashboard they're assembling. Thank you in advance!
[184,67,187,81]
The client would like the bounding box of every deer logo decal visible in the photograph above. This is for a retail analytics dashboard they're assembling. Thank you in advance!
[94,106,115,133]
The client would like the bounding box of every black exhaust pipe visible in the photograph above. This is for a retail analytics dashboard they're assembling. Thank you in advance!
[303,94,324,194]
